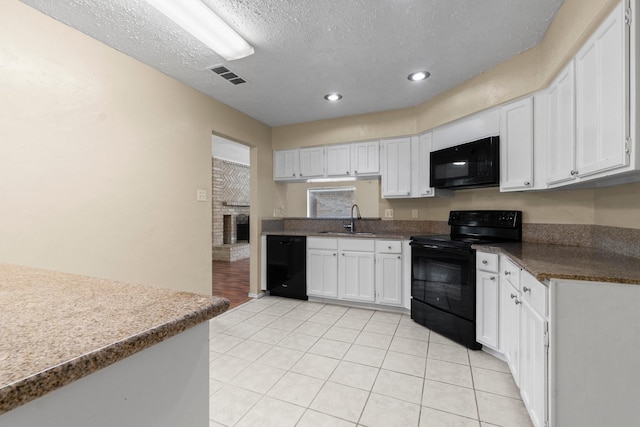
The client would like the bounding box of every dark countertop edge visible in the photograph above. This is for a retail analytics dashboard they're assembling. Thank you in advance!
[261,231,411,239]
[0,297,229,416]
[473,243,640,286]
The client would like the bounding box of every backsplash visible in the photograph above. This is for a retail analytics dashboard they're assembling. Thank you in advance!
[261,218,640,258]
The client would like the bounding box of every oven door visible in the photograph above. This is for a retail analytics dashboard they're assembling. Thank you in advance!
[410,242,475,321]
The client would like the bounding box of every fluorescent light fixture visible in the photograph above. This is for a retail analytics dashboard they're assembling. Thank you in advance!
[453,161,467,166]
[146,0,254,60]
[307,177,356,183]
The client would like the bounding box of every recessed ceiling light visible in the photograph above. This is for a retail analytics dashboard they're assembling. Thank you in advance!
[324,93,343,101]
[408,71,430,81]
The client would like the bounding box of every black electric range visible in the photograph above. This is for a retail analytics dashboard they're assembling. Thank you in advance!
[409,210,522,349]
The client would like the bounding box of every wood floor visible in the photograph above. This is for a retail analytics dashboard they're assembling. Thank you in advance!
[212,258,251,308]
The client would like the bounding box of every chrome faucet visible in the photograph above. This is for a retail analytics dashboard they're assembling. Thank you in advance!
[344,203,362,233]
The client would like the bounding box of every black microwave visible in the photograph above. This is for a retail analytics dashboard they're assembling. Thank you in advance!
[430,136,500,189]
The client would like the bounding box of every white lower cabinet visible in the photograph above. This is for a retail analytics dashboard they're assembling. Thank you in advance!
[339,248,375,303]
[477,252,548,427]
[307,237,403,307]
[519,293,548,427]
[476,252,500,350]
[375,240,403,306]
[501,278,520,386]
[307,238,338,298]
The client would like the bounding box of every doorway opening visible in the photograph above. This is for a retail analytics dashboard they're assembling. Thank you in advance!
[212,135,251,307]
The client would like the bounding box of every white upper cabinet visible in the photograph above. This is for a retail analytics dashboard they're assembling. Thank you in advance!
[381,137,412,197]
[500,97,535,191]
[326,141,380,177]
[575,0,629,178]
[273,149,300,180]
[432,108,500,151]
[299,146,325,178]
[326,144,352,177]
[413,133,434,197]
[351,140,380,176]
[545,61,577,186]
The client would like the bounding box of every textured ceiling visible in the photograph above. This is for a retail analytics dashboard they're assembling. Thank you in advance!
[19,0,564,126]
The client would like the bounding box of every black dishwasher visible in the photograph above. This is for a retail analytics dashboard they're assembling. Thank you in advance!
[266,235,307,300]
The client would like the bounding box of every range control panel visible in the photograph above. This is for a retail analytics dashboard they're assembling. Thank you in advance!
[448,210,522,228]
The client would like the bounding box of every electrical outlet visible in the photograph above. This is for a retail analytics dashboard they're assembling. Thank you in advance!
[273,208,279,217]
[384,209,394,218]
[412,209,419,219]
[196,189,207,202]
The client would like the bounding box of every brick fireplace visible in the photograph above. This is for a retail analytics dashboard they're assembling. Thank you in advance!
[212,157,250,261]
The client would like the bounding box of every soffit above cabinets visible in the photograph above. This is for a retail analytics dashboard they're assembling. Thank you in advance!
[19,0,564,126]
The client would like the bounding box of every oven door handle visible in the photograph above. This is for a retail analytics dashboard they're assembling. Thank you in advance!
[409,241,473,255]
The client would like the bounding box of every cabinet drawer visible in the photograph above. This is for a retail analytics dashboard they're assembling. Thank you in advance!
[521,270,548,317]
[307,237,338,250]
[375,240,402,253]
[501,256,521,291]
[476,252,499,273]
[340,238,375,252]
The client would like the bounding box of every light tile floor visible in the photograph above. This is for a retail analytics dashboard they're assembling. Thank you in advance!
[210,296,533,427]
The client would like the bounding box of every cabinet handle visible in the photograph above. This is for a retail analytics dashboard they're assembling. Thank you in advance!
[515,299,522,305]
[397,256,401,259]
[292,173,296,177]
[482,260,488,265]
[510,293,517,299]
[342,253,345,256]
[504,271,511,276]
[490,276,496,281]
[354,170,358,174]
[570,170,579,176]
[524,181,530,186]
[346,171,350,175]
[333,253,337,256]
[406,192,410,195]
[388,246,392,250]
[523,286,531,293]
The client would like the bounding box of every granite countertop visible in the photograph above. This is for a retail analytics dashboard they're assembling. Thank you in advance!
[262,230,413,240]
[475,242,640,285]
[0,263,229,415]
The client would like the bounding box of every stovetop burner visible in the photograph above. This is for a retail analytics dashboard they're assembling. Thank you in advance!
[410,210,523,249]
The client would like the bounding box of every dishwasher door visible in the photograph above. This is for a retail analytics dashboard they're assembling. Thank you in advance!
[266,235,307,300]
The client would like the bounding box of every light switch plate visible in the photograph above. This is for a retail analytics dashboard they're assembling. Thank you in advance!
[384,209,394,218]
[196,189,207,202]
[412,209,419,219]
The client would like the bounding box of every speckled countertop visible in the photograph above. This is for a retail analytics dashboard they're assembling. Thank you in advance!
[474,242,640,285]
[0,263,229,415]
[262,231,413,240]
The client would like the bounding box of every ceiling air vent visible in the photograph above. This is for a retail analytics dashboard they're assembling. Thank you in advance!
[209,65,247,85]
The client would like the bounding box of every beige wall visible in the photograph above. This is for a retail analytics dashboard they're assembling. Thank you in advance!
[271,0,640,229]
[0,0,271,295]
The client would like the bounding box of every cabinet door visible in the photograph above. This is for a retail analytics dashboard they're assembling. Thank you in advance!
[351,141,380,176]
[519,299,548,427]
[500,97,534,191]
[546,61,576,186]
[501,281,520,386]
[339,251,375,302]
[326,144,352,177]
[299,146,325,178]
[307,249,338,298]
[376,253,402,306]
[575,1,629,178]
[273,149,299,180]
[381,138,412,198]
[476,270,500,350]
[414,133,436,197]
